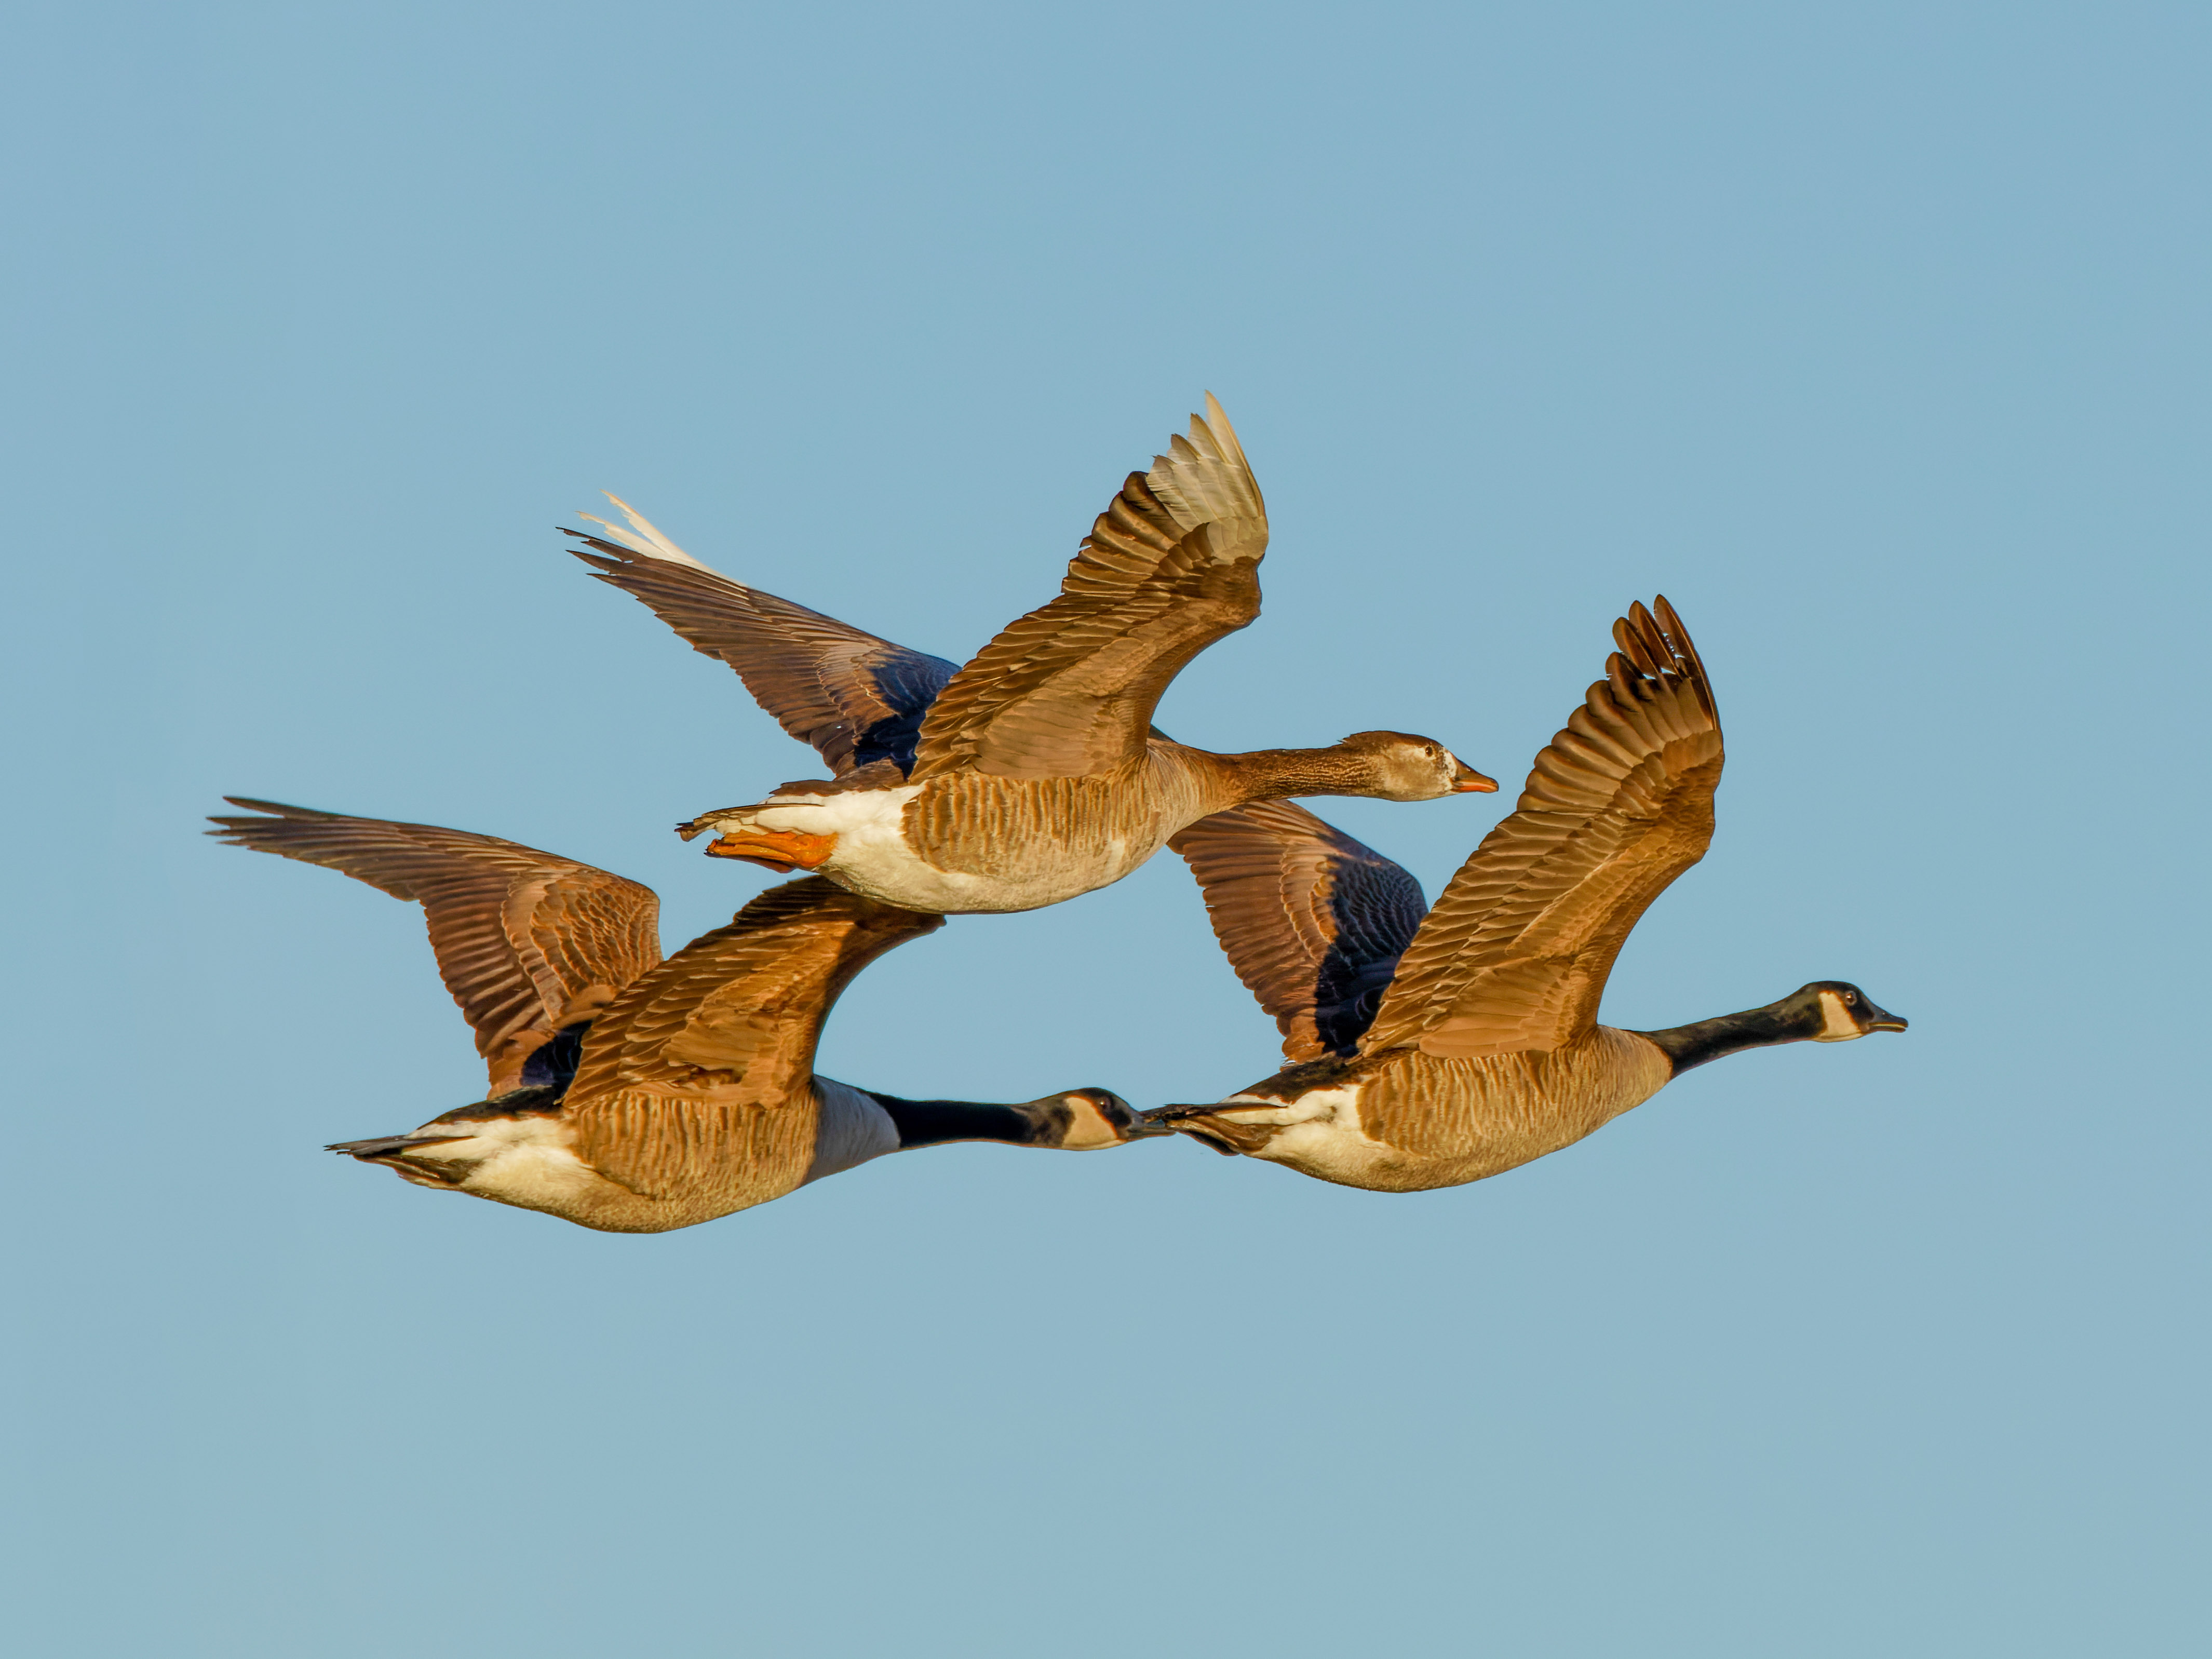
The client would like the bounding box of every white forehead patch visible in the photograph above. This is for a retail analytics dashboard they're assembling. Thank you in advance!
[1812,990,1864,1042]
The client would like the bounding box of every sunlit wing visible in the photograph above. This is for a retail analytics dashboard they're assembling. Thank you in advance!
[1359,599,1722,1060]
[1170,800,1429,1062]
[207,800,663,1091]
[560,877,942,1197]
[910,397,1267,780]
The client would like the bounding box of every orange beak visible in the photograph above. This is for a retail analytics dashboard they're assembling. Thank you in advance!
[1452,763,1499,793]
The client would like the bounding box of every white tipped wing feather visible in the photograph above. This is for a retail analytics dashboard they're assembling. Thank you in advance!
[576,492,718,571]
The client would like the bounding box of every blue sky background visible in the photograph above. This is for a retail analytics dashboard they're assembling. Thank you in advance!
[6,3,2207,1654]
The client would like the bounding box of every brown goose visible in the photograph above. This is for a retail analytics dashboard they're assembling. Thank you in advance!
[1144,599,1907,1190]
[209,800,1141,1233]
[564,398,1494,915]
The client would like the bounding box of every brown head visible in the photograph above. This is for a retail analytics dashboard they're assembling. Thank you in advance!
[1334,731,1498,801]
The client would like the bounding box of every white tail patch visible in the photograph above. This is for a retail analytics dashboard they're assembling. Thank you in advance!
[577,492,720,572]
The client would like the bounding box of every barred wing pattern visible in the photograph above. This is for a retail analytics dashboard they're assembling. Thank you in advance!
[910,397,1269,781]
[567,510,958,778]
[207,800,663,1091]
[1170,800,1429,1062]
[561,879,942,1200]
[1360,599,1723,1061]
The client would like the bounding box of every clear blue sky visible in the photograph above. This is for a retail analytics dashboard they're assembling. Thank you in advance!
[6,3,2206,1654]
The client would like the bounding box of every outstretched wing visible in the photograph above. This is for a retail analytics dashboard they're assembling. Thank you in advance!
[567,495,959,777]
[910,397,1268,781]
[1170,801,1429,1062]
[560,878,942,1198]
[1359,599,1722,1060]
[208,800,664,1091]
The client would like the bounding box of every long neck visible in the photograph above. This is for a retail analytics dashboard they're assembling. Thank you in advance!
[1635,1000,1820,1076]
[1210,746,1381,806]
[863,1090,1049,1149]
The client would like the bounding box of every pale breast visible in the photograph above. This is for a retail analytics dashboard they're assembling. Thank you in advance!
[1228,1028,1674,1193]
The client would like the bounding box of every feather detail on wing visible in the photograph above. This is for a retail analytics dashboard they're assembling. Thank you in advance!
[560,879,941,1197]
[1170,800,1429,1061]
[1359,599,1722,1060]
[565,495,958,777]
[909,397,1268,781]
[207,800,663,1091]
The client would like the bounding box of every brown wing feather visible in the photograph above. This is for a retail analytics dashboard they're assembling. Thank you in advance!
[1169,800,1428,1062]
[910,397,1269,781]
[561,878,942,1199]
[1360,599,1722,1060]
[567,536,959,777]
[207,800,663,1091]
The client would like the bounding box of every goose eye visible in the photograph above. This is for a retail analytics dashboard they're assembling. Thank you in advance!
[1841,991,1857,1005]
[1423,745,1438,758]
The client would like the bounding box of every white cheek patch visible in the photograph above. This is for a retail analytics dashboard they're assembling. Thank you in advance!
[1057,1097,1126,1151]
[1812,992,1864,1042]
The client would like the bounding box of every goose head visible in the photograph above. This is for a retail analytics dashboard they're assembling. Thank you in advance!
[1782,981,1910,1041]
[1027,1087,1165,1148]
[1336,731,1499,801]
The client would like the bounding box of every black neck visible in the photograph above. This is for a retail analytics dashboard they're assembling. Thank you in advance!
[1636,1001,1819,1076]
[863,1091,1043,1150]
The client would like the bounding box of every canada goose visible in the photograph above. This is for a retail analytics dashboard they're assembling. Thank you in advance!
[208,800,1141,1233]
[562,398,1494,916]
[1143,599,1906,1190]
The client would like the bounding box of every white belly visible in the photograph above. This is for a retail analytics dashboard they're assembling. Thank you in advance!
[751,785,1153,913]
[1205,1084,1402,1186]
[408,1114,613,1211]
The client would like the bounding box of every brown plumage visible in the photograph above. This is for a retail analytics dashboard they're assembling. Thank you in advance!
[909,401,1269,782]
[584,399,1491,914]
[565,499,958,778]
[207,799,662,1093]
[1166,798,1428,1063]
[1151,599,1905,1192]
[1359,598,1722,1059]
[212,803,1143,1233]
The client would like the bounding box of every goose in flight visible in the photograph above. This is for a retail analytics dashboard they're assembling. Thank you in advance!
[1142,598,1906,1190]
[563,397,1494,915]
[208,800,1142,1233]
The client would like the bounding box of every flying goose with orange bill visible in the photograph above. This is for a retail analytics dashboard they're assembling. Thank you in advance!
[1143,598,1906,1190]
[209,800,1142,1233]
[563,397,1494,916]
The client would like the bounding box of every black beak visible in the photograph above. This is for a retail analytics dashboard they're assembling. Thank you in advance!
[1863,998,1908,1033]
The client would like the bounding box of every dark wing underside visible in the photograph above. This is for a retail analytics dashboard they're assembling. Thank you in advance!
[566,503,957,777]
[1359,599,1723,1060]
[208,800,664,1092]
[1169,800,1428,1062]
[909,397,1269,781]
[560,878,943,1198]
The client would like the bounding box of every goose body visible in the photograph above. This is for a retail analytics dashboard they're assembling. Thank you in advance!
[567,398,1492,916]
[209,801,1142,1233]
[1149,599,1907,1191]
[718,738,1457,914]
